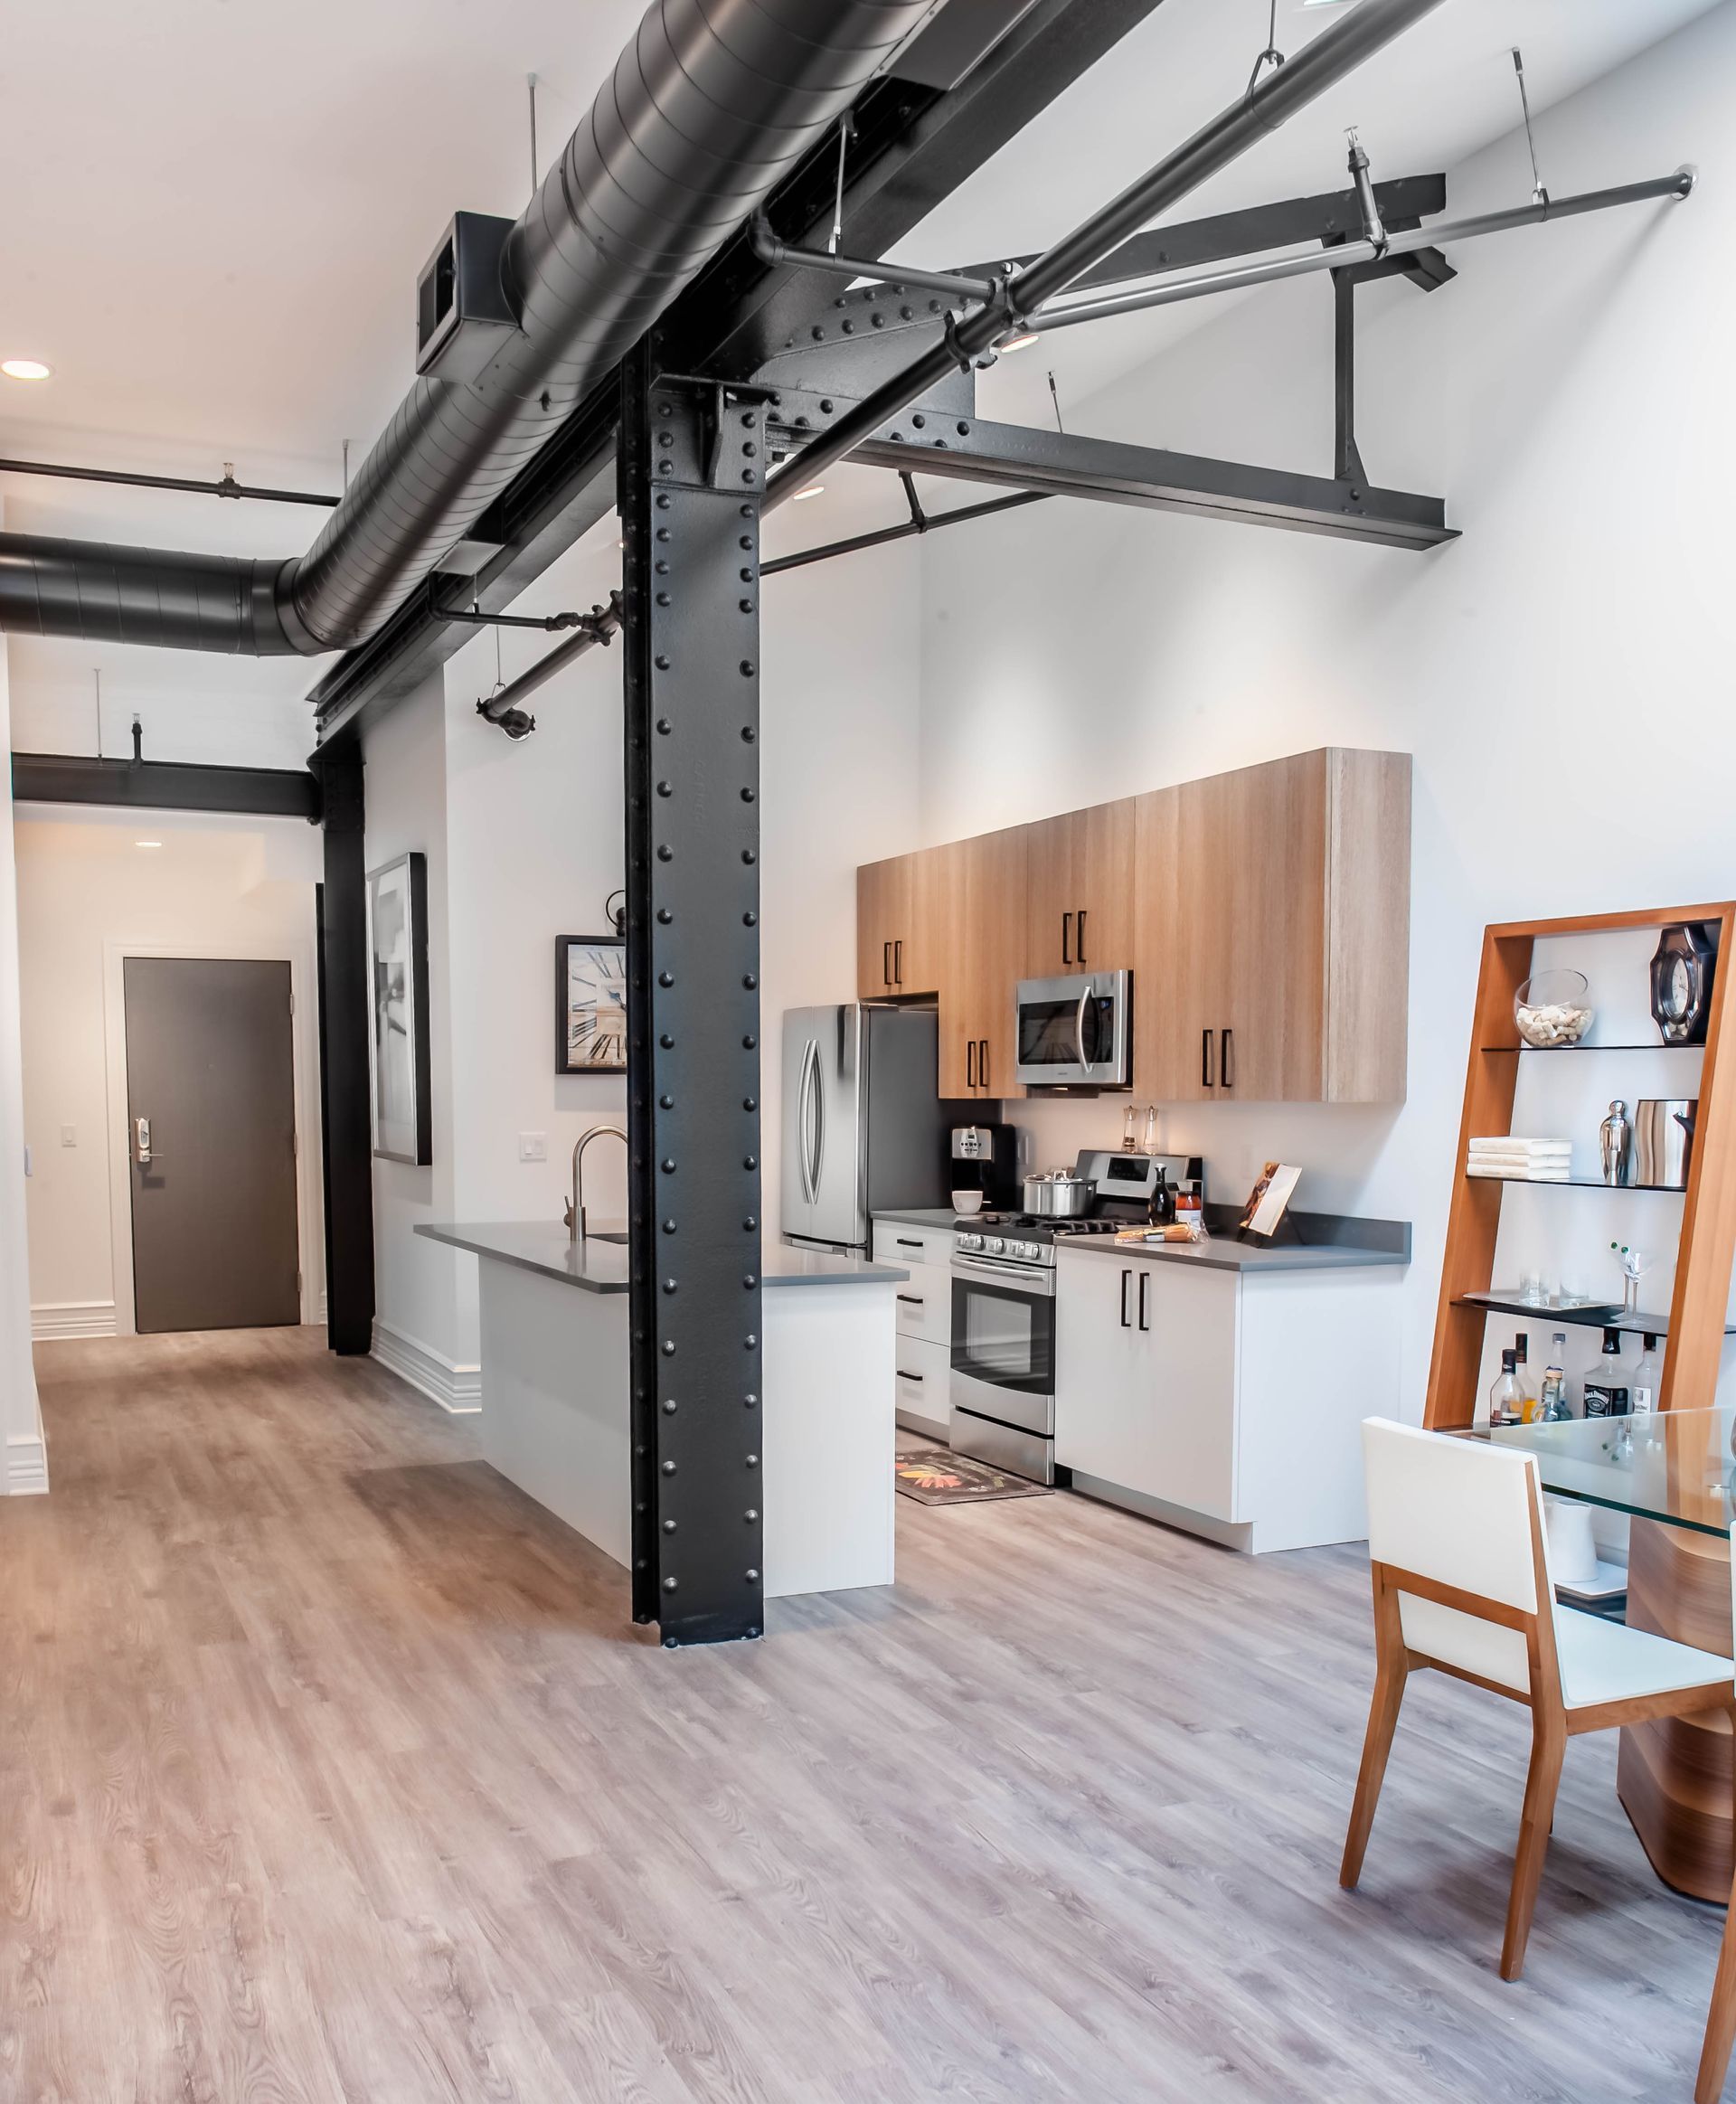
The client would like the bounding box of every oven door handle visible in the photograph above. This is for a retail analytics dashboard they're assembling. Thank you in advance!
[952,1256,1057,1294]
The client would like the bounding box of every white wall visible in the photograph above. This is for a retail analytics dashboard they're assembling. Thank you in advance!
[0,612,47,1492]
[915,3,1736,1421]
[361,671,476,1407]
[14,811,323,1341]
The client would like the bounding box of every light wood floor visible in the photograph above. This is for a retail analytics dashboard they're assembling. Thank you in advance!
[2,1329,1727,2102]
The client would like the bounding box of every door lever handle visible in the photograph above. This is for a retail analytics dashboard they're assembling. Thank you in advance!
[134,1116,153,1164]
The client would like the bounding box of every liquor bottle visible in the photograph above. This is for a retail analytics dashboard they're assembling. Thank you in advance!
[1513,1333,1538,1422]
[1580,1327,1632,1419]
[1539,1332,1571,1422]
[1489,1348,1525,1429]
[1630,1334,1665,1417]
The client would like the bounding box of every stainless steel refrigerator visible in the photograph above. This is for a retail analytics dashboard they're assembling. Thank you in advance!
[780,1005,956,1254]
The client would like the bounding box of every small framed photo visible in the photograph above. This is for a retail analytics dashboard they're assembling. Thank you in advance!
[367,852,432,1165]
[557,935,627,1074]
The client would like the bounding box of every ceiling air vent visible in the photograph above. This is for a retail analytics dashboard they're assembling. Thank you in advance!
[415,212,518,382]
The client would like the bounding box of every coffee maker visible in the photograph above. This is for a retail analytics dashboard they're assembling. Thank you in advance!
[949,1121,1017,1212]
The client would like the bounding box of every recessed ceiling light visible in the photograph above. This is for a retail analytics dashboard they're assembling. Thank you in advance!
[2,359,52,382]
[793,484,825,501]
[1001,332,1040,353]
[135,840,163,850]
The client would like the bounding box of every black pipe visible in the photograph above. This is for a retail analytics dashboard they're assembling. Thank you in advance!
[0,456,339,507]
[0,0,936,658]
[764,0,1448,511]
[476,592,622,735]
[747,212,1001,304]
[0,533,305,655]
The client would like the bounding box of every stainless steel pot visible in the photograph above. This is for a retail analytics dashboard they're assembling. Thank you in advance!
[1024,1170,1091,1218]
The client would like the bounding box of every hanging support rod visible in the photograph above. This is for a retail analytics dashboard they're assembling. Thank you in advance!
[747,213,1002,306]
[429,583,611,633]
[0,455,340,507]
[763,0,1450,511]
[1024,168,1695,335]
[763,488,1049,576]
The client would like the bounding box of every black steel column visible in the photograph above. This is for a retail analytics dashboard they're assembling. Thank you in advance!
[619,342,766,1646]
[312,746,376,1355]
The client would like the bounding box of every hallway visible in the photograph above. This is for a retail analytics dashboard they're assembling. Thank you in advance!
[1,1332,1725,2102]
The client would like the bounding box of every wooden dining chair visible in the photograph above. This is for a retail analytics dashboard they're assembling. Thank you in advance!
[1341,1418,1736,2006]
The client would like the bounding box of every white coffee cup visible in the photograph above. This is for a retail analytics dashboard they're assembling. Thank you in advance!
[1544,1497,1599,1587]
[952,1190,985,1216]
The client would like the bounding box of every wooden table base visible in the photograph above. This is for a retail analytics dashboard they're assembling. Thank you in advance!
[1620,1518,1736,1904]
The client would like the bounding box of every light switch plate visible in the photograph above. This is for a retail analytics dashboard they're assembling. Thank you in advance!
[61,1124,77,1147]
[518,1131,549,1163]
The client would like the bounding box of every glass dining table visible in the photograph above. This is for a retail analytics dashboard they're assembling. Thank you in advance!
[1454,1407,1736,2104]
[1459,1406,1736,1541]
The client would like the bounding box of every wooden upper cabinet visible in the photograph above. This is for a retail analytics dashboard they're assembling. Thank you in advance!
[938,830,1026,1099]
[1024,798,1138,978]
[1135,750,1409,1104]
[860,747,1408,1109]
[856,850,942,999]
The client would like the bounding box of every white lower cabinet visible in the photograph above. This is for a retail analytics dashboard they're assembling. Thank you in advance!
[874,1220,954,1440]
[1054,1247,1400,1552]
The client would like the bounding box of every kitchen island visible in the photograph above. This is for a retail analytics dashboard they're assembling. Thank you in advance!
[416,1222,905,1599]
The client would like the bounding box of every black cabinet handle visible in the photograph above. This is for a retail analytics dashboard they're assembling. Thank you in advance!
[1137,1269,1150,1332]
[897,1293,923,1307]
[1077,909,1088,966]
[978,1039,988,1090]
[895,1237,923,1250]
[967,1038,976,1090]
[1062,910,1072,965]
[894,939,903,986]
[1222,1027,1235,1090]
[1202,1028,1215,1089]
[898,1368,923,1382]
[882,940,892,987]
[1119,1269,1131,1328]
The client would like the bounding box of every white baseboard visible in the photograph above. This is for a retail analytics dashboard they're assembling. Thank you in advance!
[31,1298,118,1342]
[5,1432,49,1496]
[371,1319,481,1415]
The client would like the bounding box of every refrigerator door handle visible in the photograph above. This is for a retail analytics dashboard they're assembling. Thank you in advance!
[797,1039,820,1203]
[810,1039,826,1201]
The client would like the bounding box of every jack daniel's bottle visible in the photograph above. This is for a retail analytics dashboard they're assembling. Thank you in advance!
[1580,1327,1632,1419]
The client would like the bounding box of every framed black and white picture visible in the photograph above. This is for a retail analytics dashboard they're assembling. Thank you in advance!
[557,934,627,1073]
[366,852,432,1165]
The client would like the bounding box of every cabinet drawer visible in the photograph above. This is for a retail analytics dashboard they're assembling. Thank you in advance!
[894,1336,950,1431]
[873,1220,954,1271]
[894,1273,950,1347]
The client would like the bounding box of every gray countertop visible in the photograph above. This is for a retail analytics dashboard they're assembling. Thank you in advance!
[416,1221,908,1296]
[1055,1215,1410,1277]
[870,1206,958,1231]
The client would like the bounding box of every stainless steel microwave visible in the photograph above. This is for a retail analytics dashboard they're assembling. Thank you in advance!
[1013,970,1133,1089]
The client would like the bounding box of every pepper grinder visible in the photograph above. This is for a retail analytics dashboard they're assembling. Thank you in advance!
[1143,1104,1161,1156]
[1599,1099,1632,1186]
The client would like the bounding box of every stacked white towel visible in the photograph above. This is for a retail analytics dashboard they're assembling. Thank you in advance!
[1467,1137,1573,1183]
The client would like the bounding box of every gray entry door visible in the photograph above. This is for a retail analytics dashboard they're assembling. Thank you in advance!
[124,957,301,1334]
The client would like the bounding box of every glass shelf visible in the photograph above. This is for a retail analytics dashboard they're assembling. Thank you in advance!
[1456,1289,1735,1337]
[1465,1175,1687,1194]
[1477,1041,1703,1053]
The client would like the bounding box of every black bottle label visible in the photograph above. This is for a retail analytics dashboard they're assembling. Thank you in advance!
[1583,1382,1631,1419]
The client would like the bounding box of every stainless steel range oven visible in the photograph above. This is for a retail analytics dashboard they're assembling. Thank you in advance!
[950,1233,1058,1484]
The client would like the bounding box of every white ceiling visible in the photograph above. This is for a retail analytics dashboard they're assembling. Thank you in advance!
[0,0,1722,744]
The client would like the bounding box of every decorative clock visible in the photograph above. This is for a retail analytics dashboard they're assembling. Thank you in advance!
[556,934,627,1073]
[1649,920,1719,1047]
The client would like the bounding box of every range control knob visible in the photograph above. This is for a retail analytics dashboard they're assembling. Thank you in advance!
[1019,1240,1042,1260]
[957,1231,982,1252]
[984,1236,1005,1255]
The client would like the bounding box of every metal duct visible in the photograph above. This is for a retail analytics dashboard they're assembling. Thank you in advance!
[0,0,932,658]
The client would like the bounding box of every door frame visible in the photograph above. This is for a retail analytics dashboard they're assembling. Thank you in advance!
[102,939,325,1335]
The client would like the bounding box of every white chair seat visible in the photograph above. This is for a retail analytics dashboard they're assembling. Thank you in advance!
[1554,1603,1731,1710]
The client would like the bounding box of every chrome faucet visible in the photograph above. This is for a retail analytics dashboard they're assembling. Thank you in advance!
[566,1123,627,1242]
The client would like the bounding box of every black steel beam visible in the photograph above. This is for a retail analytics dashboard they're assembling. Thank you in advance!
[306,0,1167,748]
[763,490,1049,575]
[310,747,375,1355]
[10,751,321,820]
[619,347,767,1647]
[946,174,1447,292]
[765,398,1453,549]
